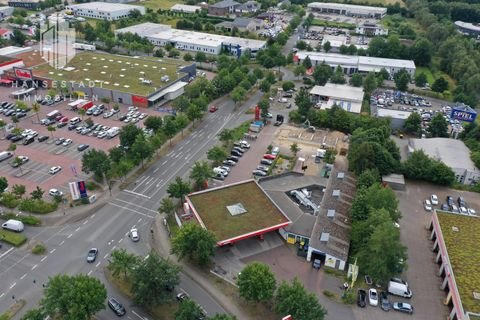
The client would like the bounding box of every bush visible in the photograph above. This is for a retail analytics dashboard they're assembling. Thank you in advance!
[0,229,27,246]
[342,290,356,304]
[0,193,19,208]
[18,199,58,214]
[0,213,41,225]
[32,244,46,254]
[323,290,336,298]
[86,181,100,191]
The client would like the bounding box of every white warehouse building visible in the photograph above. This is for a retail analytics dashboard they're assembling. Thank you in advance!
[294,51,416,78]
[307,2,387,19]
[115,22,266,57]
[66,2,145,21]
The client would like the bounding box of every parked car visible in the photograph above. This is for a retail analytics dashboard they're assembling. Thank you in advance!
[77,144,89,152]
[222,160,236,166]
[129,228,139,242]
[213,173,225,180]
[56,122,67,128]
[49,166,62,175]
[260,159,273,165]
[468,208,477,216]
[256,165,269,172]
[209,105,218,112]
[451,204,459,213]
[458,196,466,208]
[37,135,49,142]
[369,288,378,307]
[263,154,276,160]
[357,289,367,308]
[62,139,73,146]
[393,302,414,314]
[176,292,189,302]
[10,156,29,168]
[312,259,321,269]
[108,297,126,316]
[55,137,66,145]
[424,199,432,211]
[441,203,449,211]
[48,189,64,197]
[226,156,239,162]
[380,291,391,311]
[86,248,98,263]
[446,195,454,206]
[252,169,267,176]
[430,194,438,205]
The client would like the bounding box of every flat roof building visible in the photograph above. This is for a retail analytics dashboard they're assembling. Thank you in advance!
[308,2,387,19]
[310,83,364,114]
[0,6,14,19]
[355,22,388,36]
[66,2,145,21]
[429,211,480,320]
[115,23,266,57]
[171,4,202,13]
[455,21,480,36]
[408,138,480,185]
[7,0,39,9]
[208,0,240,16]
[376,108,412,130]
[295,51,416,77]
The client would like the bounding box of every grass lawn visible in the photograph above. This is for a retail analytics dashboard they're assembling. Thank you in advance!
[437,212,480,314]
[0,229,27,247]
[415,67,435,84]
[350,0,402,5]
[33,52,186,97]
[131,0,179,10]
[188,180,290,242]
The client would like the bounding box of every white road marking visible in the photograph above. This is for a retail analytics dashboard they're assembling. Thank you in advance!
[103,254,109,259]
[179,145,184,151]
[155,179,164,188]
[167,151,174,157]
[75,227,80,232]
[108,202,155,218]
[83,220,88,225]
[112,199,157,213]
[111,245,116,251]
[137,218,142,223]
[87,270,92,276]
[50,249,56,254]
[153,167,159,173]
[67,233,73,238]
[132,310,146,320]
[41,256,47,262]
[20,274,27,280]
[0,247,14,259]
[118,238,123,243]
[0,293,4,298]
[145,177,155,185]
[9,282,16,289]
[59,240,65,245]
[95,262,101,267]
[162,160,168,165]
[122,190,151,199]
[31,264,38,270]
[92,214,96,218]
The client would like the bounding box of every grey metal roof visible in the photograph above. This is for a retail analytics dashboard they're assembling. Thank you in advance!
[210,0,240,8]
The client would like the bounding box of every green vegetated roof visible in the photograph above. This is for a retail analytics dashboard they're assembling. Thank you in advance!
[188,180,290,242]
[33,52,187,96]
[437,212,480,314]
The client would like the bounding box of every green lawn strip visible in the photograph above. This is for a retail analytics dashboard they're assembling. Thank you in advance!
[0,213,41,225]
[131,0,179,10]
[0,229,27,247]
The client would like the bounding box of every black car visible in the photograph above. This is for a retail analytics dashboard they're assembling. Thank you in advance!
[77,144,89,152]
[260,159,273,166]
[57,122,68,128]
[108,297,126,316]
[16,112,27,119]
[5,133,15,140]
[231,150,242,157]
[380,291,391,311]
[357,289,367,308]
[68,124,78,131]
[446,196,454,206]
[118,115,127,121]
[23,137,35,145]
[458,196,466,208]
[38,135,49,142]
[10,135,23,142]
[226,155,239,162]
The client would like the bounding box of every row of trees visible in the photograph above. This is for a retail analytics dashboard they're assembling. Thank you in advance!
[461,122,480,171]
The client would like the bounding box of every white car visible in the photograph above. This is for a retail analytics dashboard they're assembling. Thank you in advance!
[62,138,73,146]
[49,166,62,175]
[424,199,432,211]
[128,106,138,112]
[220,166,231,173]
[430,194,438,205]
[129,228,139,242]
[139,113,147,119]
[368,288,378,307]
[49,189,64,197]
[460,206,468,215]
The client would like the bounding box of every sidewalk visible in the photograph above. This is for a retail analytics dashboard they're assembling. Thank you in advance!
[150,214,250,320]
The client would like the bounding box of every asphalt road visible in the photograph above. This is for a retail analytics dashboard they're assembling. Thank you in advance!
[0,90,262,319]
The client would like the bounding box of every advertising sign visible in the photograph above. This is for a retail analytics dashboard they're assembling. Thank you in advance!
[78,181,88,198]
[69,182,80,200]
[254,105,260,121]
[451,108,477,123]
[13,67,33,80]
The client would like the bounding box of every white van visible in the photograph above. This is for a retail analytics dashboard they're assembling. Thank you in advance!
[213,167,228,176]
[2,219,25,232]
[388,279,412,298]
[272,146,280,156]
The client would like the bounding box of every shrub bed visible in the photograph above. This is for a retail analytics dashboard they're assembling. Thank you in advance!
[0,193,19,209]
[0,213,41,226]
[32,244,46,254]
[0,229,27,247]
[18,199,58,214]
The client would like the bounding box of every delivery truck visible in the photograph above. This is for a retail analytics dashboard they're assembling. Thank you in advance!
[2,219,25,232]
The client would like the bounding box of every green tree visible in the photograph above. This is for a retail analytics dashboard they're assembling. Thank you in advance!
[259,79,271,93]
[41,274,107,320]
[208,315,237,320]
[186,104,203,128]
[195,51,206,62]
[158,197,176,218]
[183,53,193,61]
[0,176,8,194]
[21,308,45,320]
[324,148,336,164]
[47,125,56,138]
[163,117,178,146]
[404,112,422,135]
[330,66,346,84]
[429,113,449,137]
[237,262,276,303]
[171,222,216,267]
[143,116,163,133]
[274,278,327,320]
[231,87,246,105]
[294,87,312,118]
[312,63,332,86]
[350,183,400,221]
[411,38,433,66]
[167,176,191,201]
[78,108,86,120]
[131,252,180,307]
[356,169,380,190]
[302,56,312,69]
[253,68,264,80]
[290,142,300,157]
[175,299,205,320]
[119,124,143,149]
[12,184,26,198]
[218,128,234,146]
[207,146,228,166]
[190,160,214,190]
[432,77,448,93]
[394,70,410,92]
[323,40,331,53]
[175,113,190,137]
[108,248,140,280]
[258,98,270,120]
[350,73,363,87]
[294,64,306,79]
[363,72,378,95]
[131,134,154,168]
[282,81,295,92]
[30,186,44,200]
[82,149,111,181]
[415,72,427,88]
[32,102,41,123]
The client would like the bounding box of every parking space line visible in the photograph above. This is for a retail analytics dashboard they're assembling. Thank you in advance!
[87,270,92,276]
[75,227,80,232]
[103,254,108,259]
[59,240,65,245]
[9,282,15,289]
[67,233,73,239]
[0,293,4,298]
[108,202,155,219]
[95,262,101,267]
[50,249,56,254]
[41,256,47,262]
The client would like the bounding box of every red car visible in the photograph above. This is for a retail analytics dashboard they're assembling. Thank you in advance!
[55,114,63,121]
[209,105,218,112]
[59,116,69,123]
[263,154,276,160]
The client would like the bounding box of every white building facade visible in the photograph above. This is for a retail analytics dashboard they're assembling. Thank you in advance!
[66,2,145,21]
[308,2,387,19]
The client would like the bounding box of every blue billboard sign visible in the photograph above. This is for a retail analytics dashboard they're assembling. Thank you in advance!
[451,109,477,123]
[78,181,87,199]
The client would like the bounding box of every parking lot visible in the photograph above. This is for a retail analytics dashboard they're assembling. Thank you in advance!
[0,87,162,195]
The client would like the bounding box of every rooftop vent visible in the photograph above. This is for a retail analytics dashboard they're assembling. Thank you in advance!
[337,172,345,179]
[327,209,335,219]
[226,203,247,216]
[452,226,459,232]
[332,189,340,197]
[320,232,330,242]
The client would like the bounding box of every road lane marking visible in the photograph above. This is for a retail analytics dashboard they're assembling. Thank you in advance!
[162,160,168,165]
[67,233,73,238]
[109,202,155,218]
[132,310,146,320]
[111,199,157,214]
[9,282,16,289]
[95,262,101,267]
[137,218,142,223]
[41,256,47,262]
[50,249,56,254]
[20,274,26,280]
[59,240,65,245]
[83,220,88,225]
[122,190,151,199]
[87,270,92,276]
[103,254,109,259]
[31,264,38,270]
[75,227,80,232]
[92,214,96,218]
[118,238,123,243]
[153,167,159,173]
[0,247,14,259]
[111,245,116,251]
[0,293,4,298]
[179,145,184,151]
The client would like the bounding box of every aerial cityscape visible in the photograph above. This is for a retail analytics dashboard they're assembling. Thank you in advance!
[0,0,478,319]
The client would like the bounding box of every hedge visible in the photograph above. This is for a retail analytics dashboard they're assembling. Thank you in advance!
[0,193,19,209]
[0,213,41,225]
[18,199,58,214]
[0,229,27,247]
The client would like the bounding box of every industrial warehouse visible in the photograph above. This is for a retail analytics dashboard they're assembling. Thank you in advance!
[65,2,145,20]
[115,22,266,57]
[307,2,387,19]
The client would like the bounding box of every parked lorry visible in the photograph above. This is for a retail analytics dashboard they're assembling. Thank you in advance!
[2,219,25,232]
[72,43,96,51]
[387,279,412,298]
[46,110,60,120]
[0,151,13,162]
[106,127,120,139]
